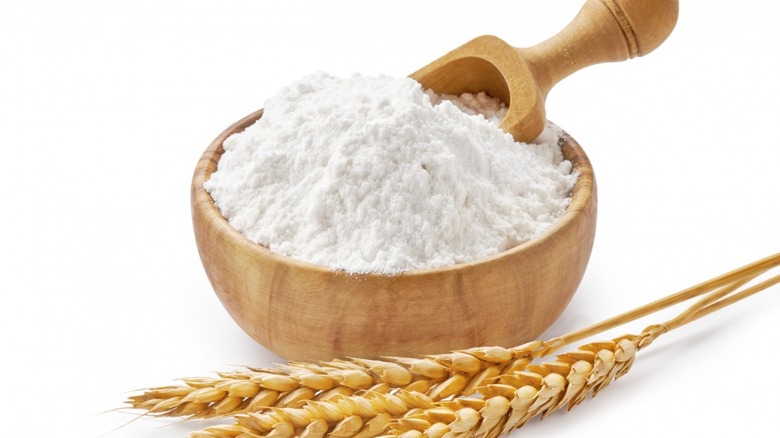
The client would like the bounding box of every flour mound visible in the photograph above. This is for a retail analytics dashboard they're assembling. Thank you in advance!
[204,73,577,274]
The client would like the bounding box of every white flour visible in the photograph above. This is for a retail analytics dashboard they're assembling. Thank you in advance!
[204,73,577,274]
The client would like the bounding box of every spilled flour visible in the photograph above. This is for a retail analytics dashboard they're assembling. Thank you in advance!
[204,73,577,274]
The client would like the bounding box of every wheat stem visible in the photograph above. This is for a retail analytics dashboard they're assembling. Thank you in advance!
[540,252,780,356]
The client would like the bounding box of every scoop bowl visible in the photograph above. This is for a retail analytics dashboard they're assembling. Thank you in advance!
[412,0,678,142]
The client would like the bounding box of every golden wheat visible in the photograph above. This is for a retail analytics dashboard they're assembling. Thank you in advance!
[125,252,780,437]
[126,342,552,418]
[181,329,659,438]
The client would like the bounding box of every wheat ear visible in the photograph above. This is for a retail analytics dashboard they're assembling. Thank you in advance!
[182,253,780,438]
[126,343,550,418]
[187,335,640,438]
[128,253,779,419]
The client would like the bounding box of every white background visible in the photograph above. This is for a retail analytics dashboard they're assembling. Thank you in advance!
[2,0,779,437]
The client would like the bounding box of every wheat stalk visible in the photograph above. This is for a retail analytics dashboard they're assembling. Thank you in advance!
[172,253,780,438]
[388,264,780,438]
[186,334,643,438]
[128,253,779,420]
[124,252,780,437]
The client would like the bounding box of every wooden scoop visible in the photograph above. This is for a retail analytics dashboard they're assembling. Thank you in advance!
[412,0,679,143]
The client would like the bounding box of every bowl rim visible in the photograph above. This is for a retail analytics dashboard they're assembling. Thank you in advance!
[192,108,595,279]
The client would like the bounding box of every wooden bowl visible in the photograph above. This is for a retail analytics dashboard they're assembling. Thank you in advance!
[191,109,597,361]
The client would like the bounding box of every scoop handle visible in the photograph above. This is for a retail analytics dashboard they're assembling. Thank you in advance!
[518,0,678,97]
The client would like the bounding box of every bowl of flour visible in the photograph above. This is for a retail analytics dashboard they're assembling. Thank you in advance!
[192,73,596,360]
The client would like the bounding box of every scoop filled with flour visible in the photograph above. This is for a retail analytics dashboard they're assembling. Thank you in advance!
[204,73,577,274]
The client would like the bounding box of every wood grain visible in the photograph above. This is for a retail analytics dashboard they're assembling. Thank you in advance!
[411,0,678,143]
[191,110,597,361]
